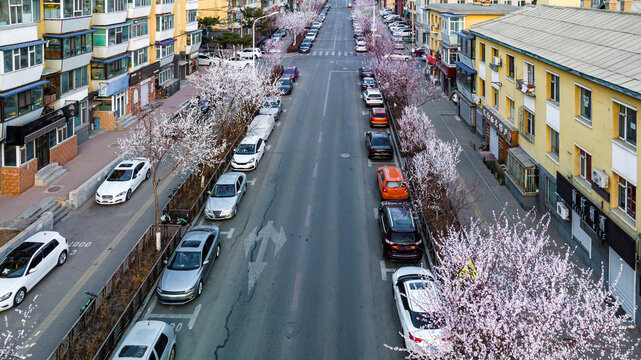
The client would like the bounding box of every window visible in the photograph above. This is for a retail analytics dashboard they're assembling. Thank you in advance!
[48,129,57,148]
[158,65,172,84]
[59,66,87,94]
[492,87,498,110]
[129,17,148,37]
[57,124,67,143]
[455,67,475,93]
[1,85,43,120]
[549,127,559,158]
[507,97,514,122]
[491,47,498,60]
[93,0,125,12]
[479,78,485,97]
[155,0,173,4]
[525,62,534,86]
[107,25,129,45]
[506,150,538,193]
[578,85,591,121]
[548,72,559,103]
[546,177,557,208]
[618,176,636,220]
[156,14,173,31]
[90,57,128,79]
[617,102,637,147]
[2,44,43,73]
[578,148,591,181]
[440,17,463,35]
[186,9,196,23]
[186,31,201,46]
[153,334,169,357]
[131,47,147,67]
[155,42,174,58]
[506,54,514,79]
[522,108,534,140]
[3,145,16,166]
[479,42,485,62]
[74,101,87,127]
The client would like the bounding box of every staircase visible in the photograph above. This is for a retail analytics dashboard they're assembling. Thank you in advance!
[25,198,71,225]
[116,114,137,130]
[35,162,67,187]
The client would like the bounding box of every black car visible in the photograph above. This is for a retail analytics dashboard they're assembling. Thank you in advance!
[378,201,422,260]
[366,131,393,159]
[278,77,293,95]
[360,66,375,78]
[361,77,377,90]
[298,42,311,53]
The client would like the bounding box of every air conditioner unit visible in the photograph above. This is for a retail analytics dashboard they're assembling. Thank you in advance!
[492,56,501,66]
[592,168,609,188]
[556,201,570,221]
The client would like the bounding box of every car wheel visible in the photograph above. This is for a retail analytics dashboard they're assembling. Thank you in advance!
[126,189,132,201]
[233,207,237,216]
[57,250,68,266]
[216,244,221,258]
[13,288,26,306]
[145,169,151,180]
[169,346,176,360]
[197,281,203,296]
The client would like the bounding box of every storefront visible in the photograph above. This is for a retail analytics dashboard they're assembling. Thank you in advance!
[483,105,518,163]
[556,173,637,321]
[454,61,477,129]
[128,61,160,115]
[433,55,456,98]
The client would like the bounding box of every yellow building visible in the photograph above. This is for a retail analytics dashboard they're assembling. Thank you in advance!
[468,5,641,325]
[423,4,517,97]
[198,0,233,31]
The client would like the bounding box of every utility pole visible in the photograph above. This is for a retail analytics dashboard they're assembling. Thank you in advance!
[411,0,415,53]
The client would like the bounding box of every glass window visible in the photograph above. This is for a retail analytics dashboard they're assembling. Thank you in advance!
[63,0,71,17]
[522,109,534,139]
[526,62,534,86]
[32,0,40,20]
[617,103,636,147]
[618,176,636,220]
[549,127,559,158]
[48,129,57,148]
[507,98,514,122]
[506,54,514,79]
[507,151,538,193]
[546,177,557,208]
[187,9,196,23]
[579,86,591,120]
[3,93,17,119]
[492,88,498,110]
[479,42,485,62]
[549,72,559,103]
[25,140,34,162]
[3,51,12,72]
[93,0,104,12]
[578,148,591,181]
[3,145,16,166]
[43,0,60,18]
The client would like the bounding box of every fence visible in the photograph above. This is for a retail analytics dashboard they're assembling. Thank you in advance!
[48,224,182,360]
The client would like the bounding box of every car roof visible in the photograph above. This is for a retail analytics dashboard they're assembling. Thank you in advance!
[117,320,168,355]
[240,135,261,144]
[216,172,242,184]
[366,88,382,94]
[372,107,386,114]
[386,205,415,231]
[380,166,404,181]
[25,231,61,244]
[116,158,145,169]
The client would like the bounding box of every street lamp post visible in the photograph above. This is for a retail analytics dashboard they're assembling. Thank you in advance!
[252,11,279,70]
[411,0,415,53]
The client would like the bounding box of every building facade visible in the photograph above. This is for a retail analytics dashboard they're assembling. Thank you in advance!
[469,5,641,326]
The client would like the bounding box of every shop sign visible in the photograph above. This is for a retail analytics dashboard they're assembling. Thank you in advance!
[483,107,515,144]
[571,187,608,241]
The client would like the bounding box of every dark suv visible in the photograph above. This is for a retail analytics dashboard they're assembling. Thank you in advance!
[378,201,422,260]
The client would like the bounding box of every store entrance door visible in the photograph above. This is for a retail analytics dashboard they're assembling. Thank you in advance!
[36,135,50,169]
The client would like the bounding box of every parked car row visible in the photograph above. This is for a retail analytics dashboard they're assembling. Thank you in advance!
[355,60,447,355]
[299,6,329,53]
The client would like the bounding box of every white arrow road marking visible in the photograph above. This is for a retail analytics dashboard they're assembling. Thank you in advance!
[380,261,396,281]
[247,178,256,185]
[245,221,288,293]
[220,228,235,239]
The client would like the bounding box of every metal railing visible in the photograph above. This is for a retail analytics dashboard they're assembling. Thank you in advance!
[48,224,182,360]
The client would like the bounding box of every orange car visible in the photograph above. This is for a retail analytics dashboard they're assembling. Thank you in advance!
[377,166,409,200]
[370,107,389,127]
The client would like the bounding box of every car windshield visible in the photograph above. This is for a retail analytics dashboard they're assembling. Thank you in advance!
[364,79,375,84]
[107,169,133,181]
[371,137,390,147]
[369,94,382,99]
[237,144,256,155]
[284,69,296,75]
[391,231,416,244]
[167,251,200,270]
[279,78,291,85]
[118,345,148,358]
[0,241,41,278]
[373,112,386,118]
[214,184,235,197]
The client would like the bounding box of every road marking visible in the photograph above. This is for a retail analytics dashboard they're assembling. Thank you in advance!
[318,131,323,143]
[331,51,335,56]
[282,109,287,112]
[247,178,256,185]
[291,272,302,311]
[276,122,281,127]
[304,205,312,227]
[367,159,372,167]
[245,221,287,293]
[374,208,379,219]
[147,303,201,330]
[266,144,272,151]
[325,51,329,56]
[362,110,367,116]
[188,304,202,330]
[221,228,235,239]
[313,162,318,178]
[380,260,396,281]
[30,173,177,343]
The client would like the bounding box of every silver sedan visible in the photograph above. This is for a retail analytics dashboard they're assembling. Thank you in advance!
[205,172,247,220]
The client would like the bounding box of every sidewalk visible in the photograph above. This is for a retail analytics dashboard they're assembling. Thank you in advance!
[0,80,199,225]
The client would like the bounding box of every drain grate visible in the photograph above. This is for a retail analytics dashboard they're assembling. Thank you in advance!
[340,153,351,159]
[47,186,62,193]
[109,143,120,148]
[281,322,300,338]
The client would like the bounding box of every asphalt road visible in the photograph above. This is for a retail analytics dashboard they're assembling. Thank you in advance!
[140,3,411,360]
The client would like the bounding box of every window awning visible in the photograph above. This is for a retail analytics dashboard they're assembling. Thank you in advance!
[441,13,466,18]
[454,31,473,40]
[92,23,130,29]
[508,147,537,169]
[454,61,476,74]
[439,41,457,49]
[0,80,49,98]
[43,29,96,38]
[156,38,177,46]
[0,40,47,51]
[91,52,130,64]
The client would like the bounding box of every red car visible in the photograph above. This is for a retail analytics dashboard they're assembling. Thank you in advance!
[282,66,299,82]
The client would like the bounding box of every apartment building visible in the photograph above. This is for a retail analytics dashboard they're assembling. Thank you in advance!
[0,0,202,195]
[468,6,641,325]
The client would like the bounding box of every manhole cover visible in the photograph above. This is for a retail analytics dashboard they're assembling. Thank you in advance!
[47,186,62,193]
[109,143,120,148]
[281,322,300,338]
[340,153,351,159]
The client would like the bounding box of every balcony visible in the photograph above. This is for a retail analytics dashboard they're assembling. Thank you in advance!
[434,57,456,78]
[94,41,129,59]
[0,23,38,46]
[127,5,152,18]
[0,65,45,92]
[156,28,174,42]
[93,11,128,26]
[155,2,175,14]
[91,72,129,98]
[186,0,198,9]
[45,53,92,73]
[440,31,457,46]
[128,34,150,51]
[612,138,637,185]
[186,22,198,32]
[516,79,535,97]
[159,54,174,67]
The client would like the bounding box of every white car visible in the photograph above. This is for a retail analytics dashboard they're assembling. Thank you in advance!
[237,47,263,59]
[395,30,413,37]
[356,42,367,52]
[0,231,68,311]
[111,320,176,360]
[231,135,266,171]
[248,114,276,141]
[205,172,247,220]
[198,53,215,66]
[259,97,282,120]
[305,32,316,42]
[362,88,384,107]
[96,158,151,204]
[224,56,252,69]
[385,52,411,61]
[392,267,450,357]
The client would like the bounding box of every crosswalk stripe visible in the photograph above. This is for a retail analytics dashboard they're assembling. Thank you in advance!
[331,51,335,56]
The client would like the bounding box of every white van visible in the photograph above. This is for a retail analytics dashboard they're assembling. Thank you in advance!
[248,114,276,141]
[111,320,176,360]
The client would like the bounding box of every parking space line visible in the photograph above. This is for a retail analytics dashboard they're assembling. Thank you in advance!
[313,163,318,178]
[188,304,202,330]
[291,272,302,312]
[380,261,396,281]
[362,110,367,116]
[374,208,379,219]
[266,144,272,151]
[148,313,192,320]
[247,178,256,185]
[304,206,312,227]
[276,122,282,127]
[367,159,372,167]
[220,228,235,239]
[318,131,323,143]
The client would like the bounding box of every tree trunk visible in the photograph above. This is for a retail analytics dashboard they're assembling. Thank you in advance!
[153,177,161,251]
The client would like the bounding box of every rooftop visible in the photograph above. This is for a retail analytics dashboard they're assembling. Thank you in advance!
[424,3,519,15]
[469,5,641,99]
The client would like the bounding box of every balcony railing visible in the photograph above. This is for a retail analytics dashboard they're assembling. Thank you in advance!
[516,79,535,97]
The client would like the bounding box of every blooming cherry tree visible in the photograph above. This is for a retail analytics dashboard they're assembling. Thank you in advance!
[1,298,38,360]
[275,11,315,46]
[367,57,441,108]
[408,213,639,360]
